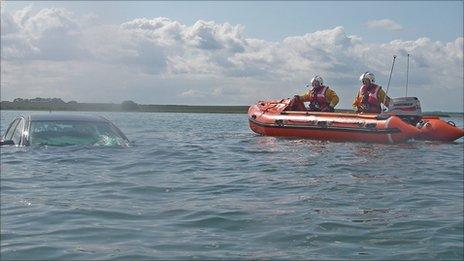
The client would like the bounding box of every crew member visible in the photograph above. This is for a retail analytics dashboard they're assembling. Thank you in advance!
[289,75,339,112]
[353,72,390,113]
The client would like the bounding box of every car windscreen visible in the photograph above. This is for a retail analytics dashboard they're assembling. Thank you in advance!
[29,120,128,146]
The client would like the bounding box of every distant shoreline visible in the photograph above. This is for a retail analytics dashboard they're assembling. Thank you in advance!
[1,101,462,117]
[1,101,249,114]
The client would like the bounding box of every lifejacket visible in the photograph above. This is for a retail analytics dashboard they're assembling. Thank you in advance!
[359,84,381,113]
[308,86,329,111]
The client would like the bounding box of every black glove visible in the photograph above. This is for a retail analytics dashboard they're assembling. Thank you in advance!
[359,104,368,112]
[321,106,334,112]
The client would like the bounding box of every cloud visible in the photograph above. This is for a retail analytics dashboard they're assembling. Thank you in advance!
[366,19,403,31]
[180,89,204,97]
[183,20,246,52]
[1,6,462,111]
[1,6,90,61]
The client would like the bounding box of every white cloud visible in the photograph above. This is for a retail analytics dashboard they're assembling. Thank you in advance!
[1,7,462,111]
[180,89,204,97]
[366,19,403,31]
[1,6,89,61]
[183,20,246,52]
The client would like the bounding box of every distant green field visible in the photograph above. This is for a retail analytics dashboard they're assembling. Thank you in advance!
[139,104,248,114]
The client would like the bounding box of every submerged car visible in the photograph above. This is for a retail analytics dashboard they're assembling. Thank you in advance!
[1,114,130,146]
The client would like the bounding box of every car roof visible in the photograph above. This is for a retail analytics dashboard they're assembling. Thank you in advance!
[29,114,108,122]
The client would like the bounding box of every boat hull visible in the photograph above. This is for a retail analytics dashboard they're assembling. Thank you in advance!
[248,100,420,143]
[250,117,408,143]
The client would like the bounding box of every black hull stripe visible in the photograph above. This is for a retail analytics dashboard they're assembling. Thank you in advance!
[249,118,401,134]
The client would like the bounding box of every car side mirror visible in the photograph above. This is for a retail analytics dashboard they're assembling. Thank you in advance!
[0,139,15,146]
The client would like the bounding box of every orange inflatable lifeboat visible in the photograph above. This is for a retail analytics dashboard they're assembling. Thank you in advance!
[248,98,463,143]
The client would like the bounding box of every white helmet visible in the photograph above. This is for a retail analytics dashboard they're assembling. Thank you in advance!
[310,75,324,86]
[359,72,375,83]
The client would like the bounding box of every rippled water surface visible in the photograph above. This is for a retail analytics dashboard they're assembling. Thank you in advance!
[1,110,463,260]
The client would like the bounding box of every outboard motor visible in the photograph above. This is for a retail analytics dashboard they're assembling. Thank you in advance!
[385,97,422,125]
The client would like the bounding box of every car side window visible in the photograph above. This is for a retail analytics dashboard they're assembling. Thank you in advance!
[4,119,20,140]
[12,118,25,145]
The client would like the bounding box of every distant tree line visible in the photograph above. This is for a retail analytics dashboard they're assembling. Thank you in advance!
[13,97,67,104]
[2,98,141,112]
[0,98,249,114]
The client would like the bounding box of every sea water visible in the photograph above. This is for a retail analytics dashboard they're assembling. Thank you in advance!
[1,110,463,259]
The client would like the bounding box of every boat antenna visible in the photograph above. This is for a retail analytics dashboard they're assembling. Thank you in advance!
[384,55,396,107]
[405,53,410,97]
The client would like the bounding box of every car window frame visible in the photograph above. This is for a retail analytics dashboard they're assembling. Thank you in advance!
[4,118,20,141]
[12,118,25,145]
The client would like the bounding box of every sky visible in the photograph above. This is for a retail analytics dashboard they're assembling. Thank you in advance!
[1,1,463,111]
